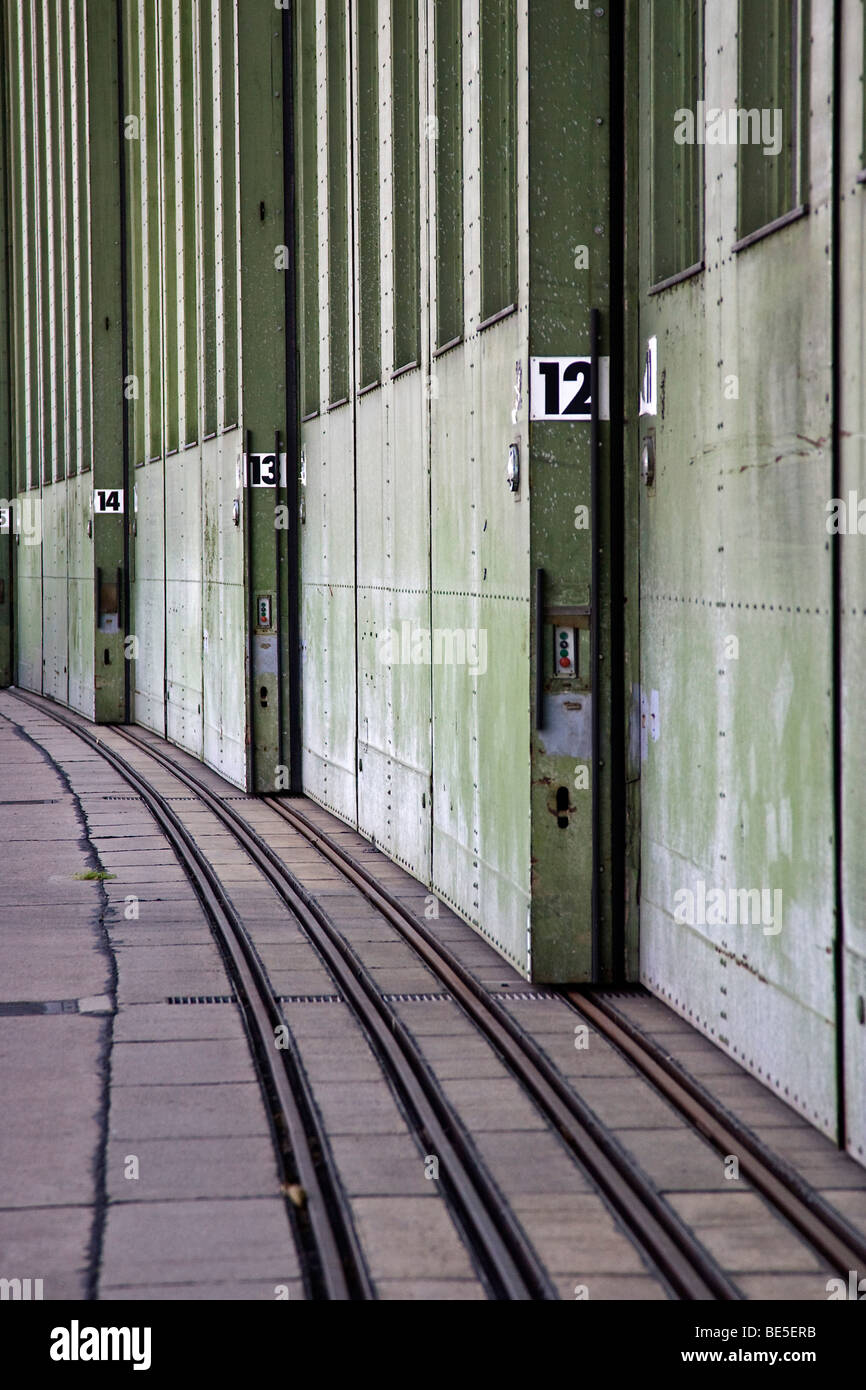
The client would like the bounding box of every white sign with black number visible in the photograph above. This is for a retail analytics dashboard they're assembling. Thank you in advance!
[245,453,288,488]
[639,336,658,417]
[0,506,11,532]
[529,356,610,421]
[93,489,124,514]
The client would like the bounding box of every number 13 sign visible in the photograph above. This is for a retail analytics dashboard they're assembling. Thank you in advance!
[529,356,610,421]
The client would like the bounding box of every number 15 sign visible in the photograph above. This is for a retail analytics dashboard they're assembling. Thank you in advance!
[530,356,610,421]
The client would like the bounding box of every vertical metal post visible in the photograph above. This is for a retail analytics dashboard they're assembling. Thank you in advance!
[590,306,601,981]
[116,0,131,723]
[244,426,255,786]
[274,426,284,779]
[535,568,544,730]
[281,3,303,794]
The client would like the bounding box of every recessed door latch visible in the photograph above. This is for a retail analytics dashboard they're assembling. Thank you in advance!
[641,432,656,486]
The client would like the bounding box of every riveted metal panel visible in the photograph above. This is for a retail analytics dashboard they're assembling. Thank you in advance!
[391,0,420,369]
[0,7,10,689]
[87,0,126,722]
[219,0,238,429]
[433,0,463,351]
[838,0,866,1163]
[73,0,93,477]
[164,446,204,755]
[356,0,380,389]
[296,0,320,418]
[637,2,837,1134]
[651,0,703,285]
[160,0,179,456]
[326,0,350,406]
[141,0,163,462]
[299,0,358,818]
[131,459,167,735]
[479,0,516,325]
[201,433,246,787]
[58,3,76,477]
[41,486,68,702]
[67,474,95,717]
[180,3,198,444]
[736,0,804,240]
[354,0,432,881]
[526,0,608,981]
[236,0,291,790]
[34,3,51,488]
[47,3,67,483]
[124,0,145,468]
[19,0,39,491]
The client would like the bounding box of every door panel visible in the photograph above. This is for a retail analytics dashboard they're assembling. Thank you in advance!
[638,1,838,1135]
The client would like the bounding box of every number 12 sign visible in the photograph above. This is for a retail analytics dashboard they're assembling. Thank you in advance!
[529,356,610,421]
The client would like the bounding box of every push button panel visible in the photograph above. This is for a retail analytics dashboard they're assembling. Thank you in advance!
[554,626,576,678]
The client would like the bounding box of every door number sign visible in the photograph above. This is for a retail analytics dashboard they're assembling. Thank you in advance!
[93,489,124,513]
[530,356,610,421]
[246,453,288,488]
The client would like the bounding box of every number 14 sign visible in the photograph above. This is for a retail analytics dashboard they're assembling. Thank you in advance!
[530,356,610,421]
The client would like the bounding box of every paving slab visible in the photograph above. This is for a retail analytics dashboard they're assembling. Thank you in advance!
[98,1197,301,1287]
[105,1136,280,1201]
[311,1081,410,1136]
[328,1134,432,1196]
[472,1128,593,1195]
[110,1039,258,1087]
[616,1127,753,1193]
[350,1196,480,1283]
[109,1082,269,1140]
[0,1205,93,1301]
[101,1279,307,1300]
[510,1193,651,1276]
[376,1279,486,1300]
[553,1273,670,1300]
[113,1003,246,1043]
[568,1076,683,1131]
[438,1077,548,1132]
[665,1192,828,1274]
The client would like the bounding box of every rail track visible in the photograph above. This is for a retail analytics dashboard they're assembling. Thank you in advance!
[13,689,865,1300]
[108,720,735,1298]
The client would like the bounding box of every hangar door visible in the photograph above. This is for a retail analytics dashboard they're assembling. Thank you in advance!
[636,0,865,1157]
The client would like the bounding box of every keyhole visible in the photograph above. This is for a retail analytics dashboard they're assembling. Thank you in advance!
[103,649,111,666]
[556,786,570,828]
[260,686,268,709]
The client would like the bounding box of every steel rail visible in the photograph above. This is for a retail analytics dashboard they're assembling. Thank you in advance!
[565,987,866,1279]
[254,796,739,1301]
[109,726,553,1301]
[7,690,364,1302]
[265,788,866,1290]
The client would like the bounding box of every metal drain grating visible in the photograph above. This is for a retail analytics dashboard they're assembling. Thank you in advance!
[166,995,237,1005]
[382,992,452,1003]
[0,998,79,1016]
[491,990,559,1002]
[277,993,344,1005]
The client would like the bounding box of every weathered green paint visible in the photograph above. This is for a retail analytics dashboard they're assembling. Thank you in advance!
[237,0,290,791]
[3,0,122,720]
[0,5,12,689]
[297,0,611,982]
[636,1,837,1134]
[88,0,126,723]
[528,0,611,980]
[433,0,463,351]
[838,0,866,1162]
